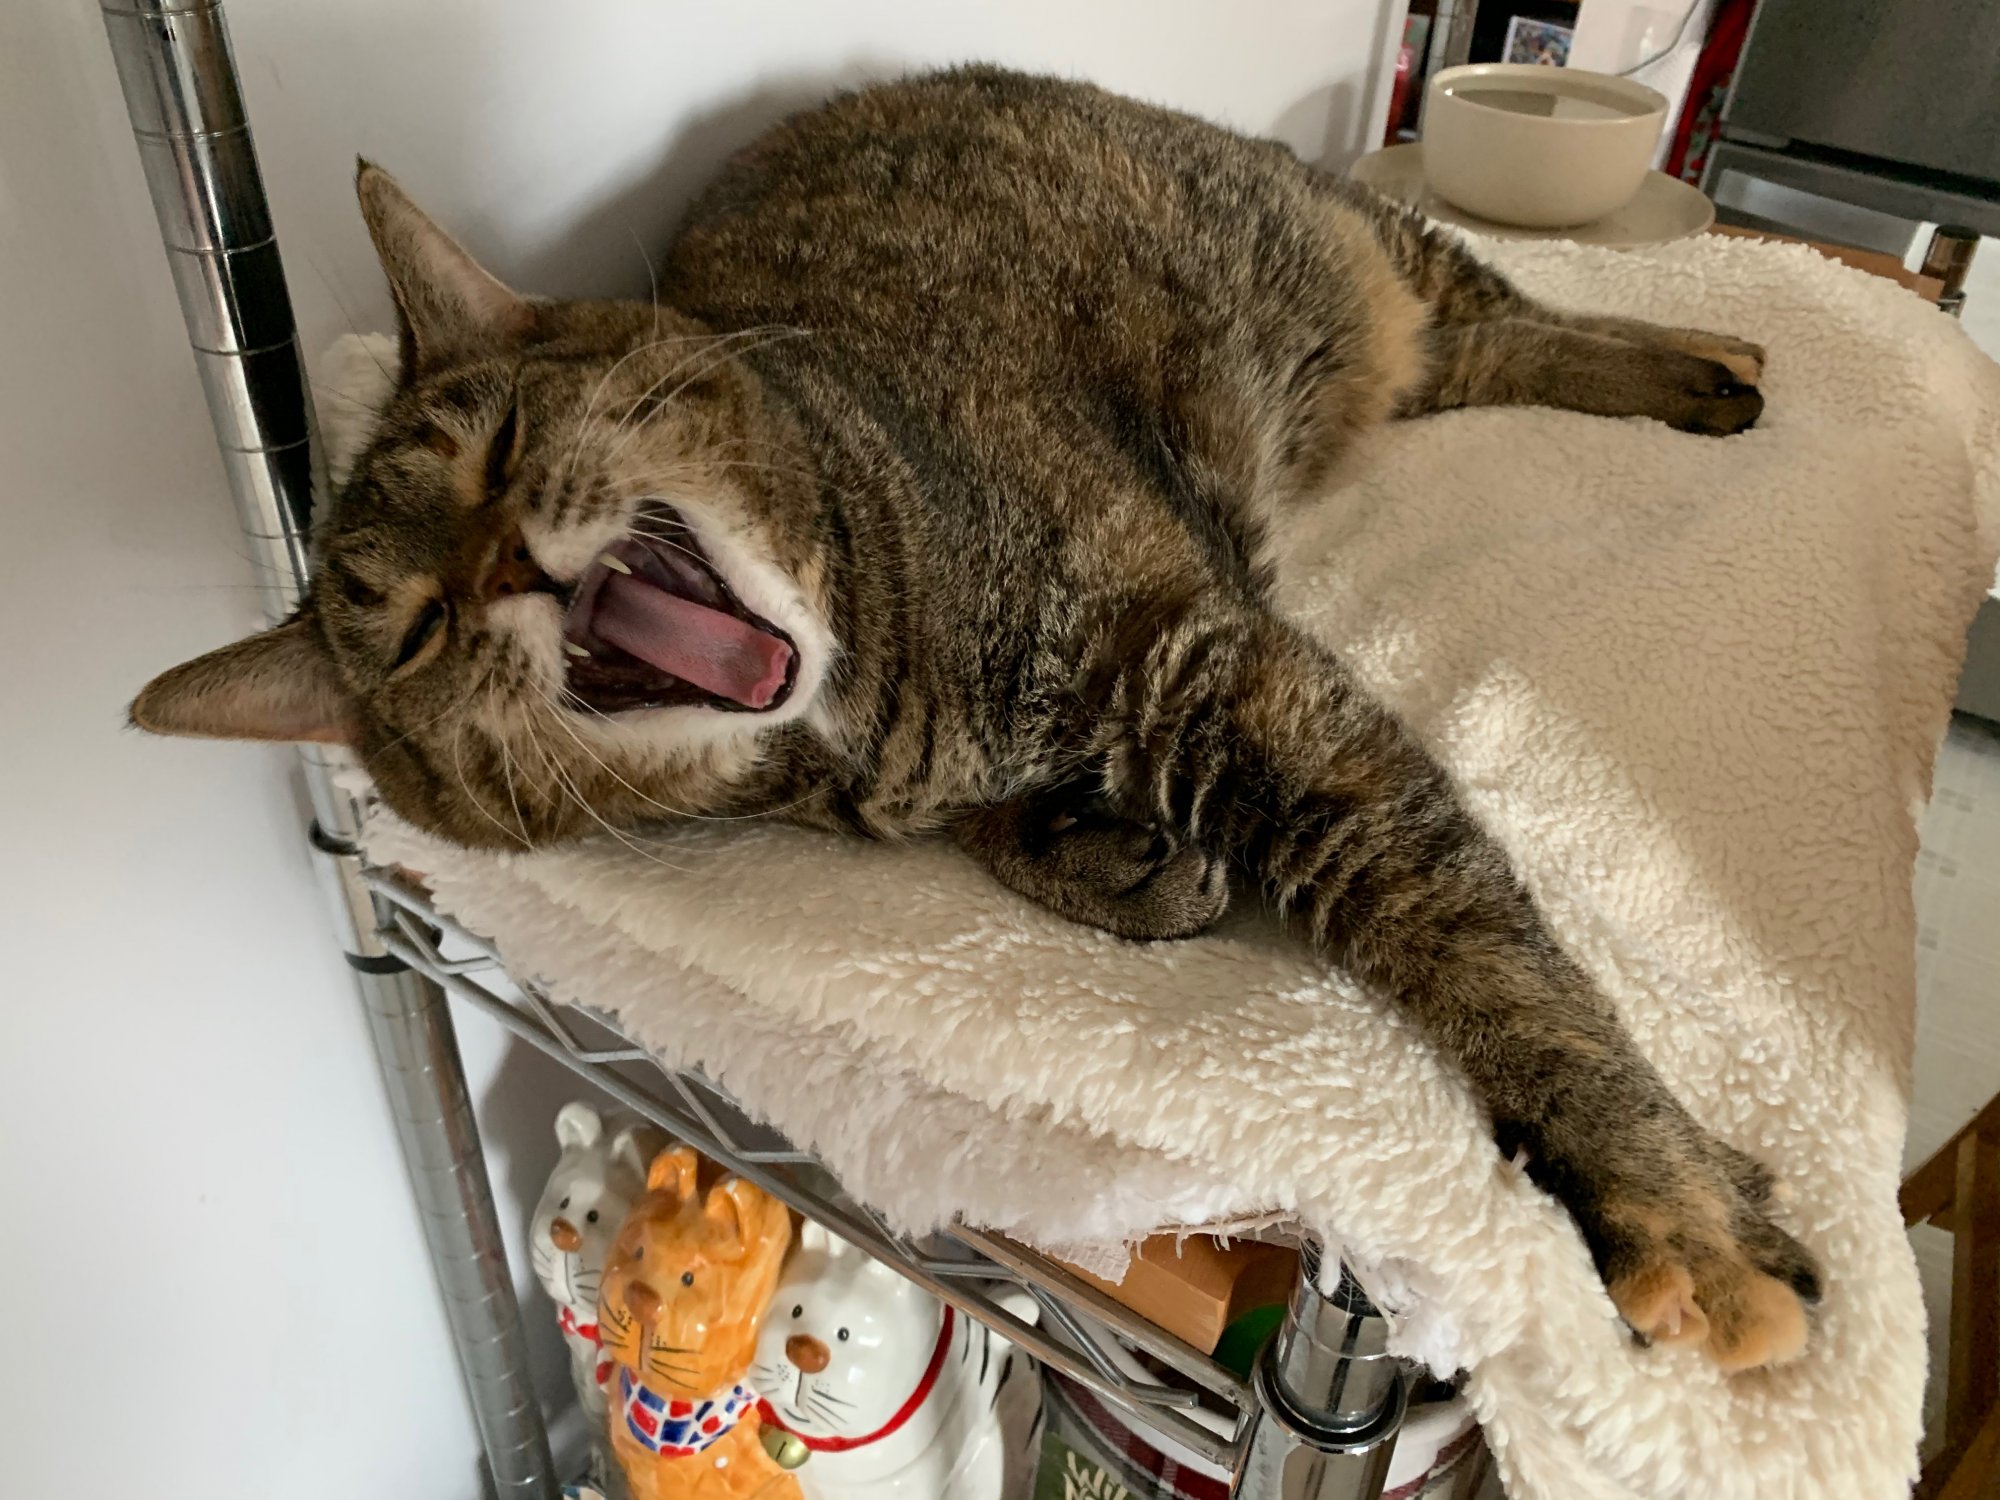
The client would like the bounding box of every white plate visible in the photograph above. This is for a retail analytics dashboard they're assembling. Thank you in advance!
[1347,141,1715,249]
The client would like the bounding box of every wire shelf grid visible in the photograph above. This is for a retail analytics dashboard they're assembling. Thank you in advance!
[364,866,1252,1473]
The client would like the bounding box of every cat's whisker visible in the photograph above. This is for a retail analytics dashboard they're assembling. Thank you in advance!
[536,684,740,825]
[549,684,829,824]
[497,737,534,848]
[518,707,700,874]
[528,692,700,828]
[593,327,786,459]
[302,249,399,395]
[619,521,725,576]
[622,441,874,524]
[372,657,500,758]
[596,326,813,469]
[450,721,532,850]
[631,229,664,346]
[561,331,735,487]
[600,332,812,462]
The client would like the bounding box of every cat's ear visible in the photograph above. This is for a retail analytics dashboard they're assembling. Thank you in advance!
[646,1145,702,1206]
[130,613,353,745]
[355,161,534,377]
[798,1221,830,1255]
[555,1102,604,1151]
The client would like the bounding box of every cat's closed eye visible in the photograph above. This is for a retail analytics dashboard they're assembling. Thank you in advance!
[483,403,520,503]
[392,598,448,672]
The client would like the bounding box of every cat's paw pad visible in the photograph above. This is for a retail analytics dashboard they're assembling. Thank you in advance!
[1709,1268,1812,1372]
[1612,1255,1811,1369]
[974,789,1233,941]
[1601,1165,1819,1371]
[1608,1261,1708,1348]
[1058,824,1228,940]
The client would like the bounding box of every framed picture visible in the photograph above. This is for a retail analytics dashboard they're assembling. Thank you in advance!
[1503,15,1576,66]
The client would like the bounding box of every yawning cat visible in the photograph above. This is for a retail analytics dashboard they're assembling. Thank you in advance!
[133,67,1814,1371]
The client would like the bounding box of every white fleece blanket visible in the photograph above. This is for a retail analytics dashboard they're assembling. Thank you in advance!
[334,232,2000,1500]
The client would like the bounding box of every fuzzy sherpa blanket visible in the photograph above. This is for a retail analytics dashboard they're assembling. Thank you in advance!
[332,231,2000,1500]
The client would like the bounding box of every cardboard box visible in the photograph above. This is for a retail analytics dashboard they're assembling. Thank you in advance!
[1060,1234,1297,1355]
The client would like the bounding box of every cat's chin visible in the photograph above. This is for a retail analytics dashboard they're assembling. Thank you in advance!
[560,502,800,716]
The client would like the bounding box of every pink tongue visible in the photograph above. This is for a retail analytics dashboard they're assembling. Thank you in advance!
[591,572,793,709]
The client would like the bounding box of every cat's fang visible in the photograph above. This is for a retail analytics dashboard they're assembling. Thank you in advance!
[565,642,592,658]
[600,553,633,575]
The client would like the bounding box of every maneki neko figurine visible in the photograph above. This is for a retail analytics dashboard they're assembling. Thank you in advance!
[599,1145,801,1500]
[531,1105,672,1420]
[750,1223,1043,1500]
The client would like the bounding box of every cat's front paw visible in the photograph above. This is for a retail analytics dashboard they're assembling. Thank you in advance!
[1664,354,1765,436]
[1037,810,1230,941]
[1593,1139,1820,1371]
[956,789,1231,941]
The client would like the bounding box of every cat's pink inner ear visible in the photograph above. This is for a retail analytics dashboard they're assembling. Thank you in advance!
[130,615,353,745]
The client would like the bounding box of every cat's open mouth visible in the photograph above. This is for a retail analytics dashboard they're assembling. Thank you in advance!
[562,504,797,715]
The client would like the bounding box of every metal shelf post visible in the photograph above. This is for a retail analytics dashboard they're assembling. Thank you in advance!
[97,4,557,1494]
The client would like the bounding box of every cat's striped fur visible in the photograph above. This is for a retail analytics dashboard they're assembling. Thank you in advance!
[133,68,1811,1369]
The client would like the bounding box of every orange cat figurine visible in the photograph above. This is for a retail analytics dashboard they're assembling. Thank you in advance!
[599,1145,800,1500]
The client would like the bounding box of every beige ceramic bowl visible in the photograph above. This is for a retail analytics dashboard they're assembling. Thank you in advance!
[1423,64,1668,229]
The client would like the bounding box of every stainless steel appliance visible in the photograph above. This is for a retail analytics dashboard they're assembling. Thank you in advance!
[1704,0,2000,240]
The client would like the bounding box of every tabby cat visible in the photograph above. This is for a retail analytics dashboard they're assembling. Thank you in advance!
[134,68,1815,1370]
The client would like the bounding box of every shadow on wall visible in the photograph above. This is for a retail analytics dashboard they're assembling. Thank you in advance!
[513,59,1389,296]
[1269,83,1353,171]
[515,61,887,298]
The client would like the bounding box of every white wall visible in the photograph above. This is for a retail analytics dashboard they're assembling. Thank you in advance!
[1569,0,1715,167]
[0,3,1396,1496]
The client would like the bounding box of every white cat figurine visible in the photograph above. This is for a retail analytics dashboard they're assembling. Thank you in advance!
[751,1223,1043,1500]
[530,1104,668,1434]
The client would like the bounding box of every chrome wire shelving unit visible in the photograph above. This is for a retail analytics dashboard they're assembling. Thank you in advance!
[365,867,1254,1473]
[365,864,1440,1498]
[98,3,1462,1498]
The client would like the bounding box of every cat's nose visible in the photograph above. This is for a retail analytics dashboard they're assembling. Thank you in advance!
[786,1334,831,1374]
[622,1280,661,1324]
[548,1217,582,1253]
[477,531,556,603]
